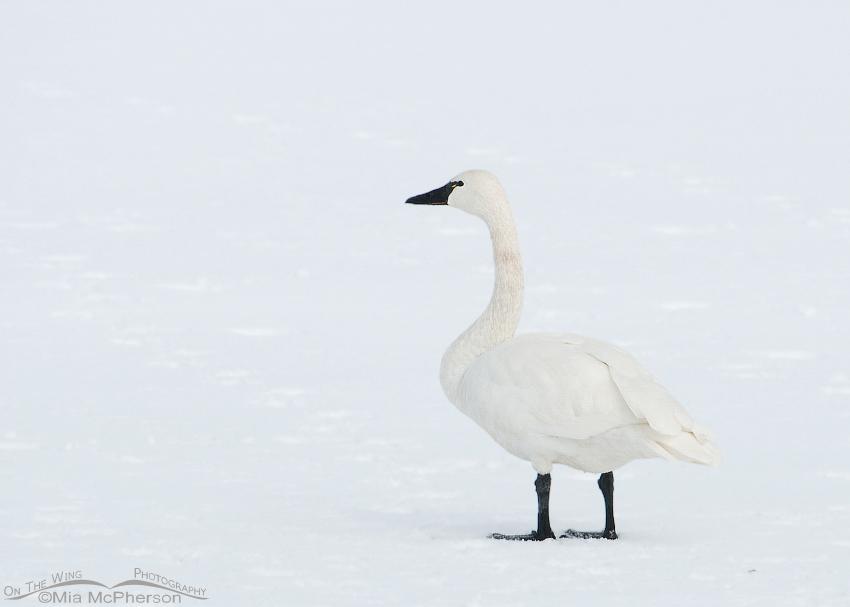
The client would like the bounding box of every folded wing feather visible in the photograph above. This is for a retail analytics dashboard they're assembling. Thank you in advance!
[561,335,715,441]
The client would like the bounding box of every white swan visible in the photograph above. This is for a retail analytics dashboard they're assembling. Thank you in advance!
[407,170,721,540]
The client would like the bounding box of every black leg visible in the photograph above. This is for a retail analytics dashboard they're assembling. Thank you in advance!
[491,473,557,541]
[560,471,618,540]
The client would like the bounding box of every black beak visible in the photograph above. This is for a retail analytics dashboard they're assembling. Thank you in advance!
[405,180,463,205]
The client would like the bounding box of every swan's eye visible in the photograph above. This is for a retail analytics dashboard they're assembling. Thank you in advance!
[450,181,464,188]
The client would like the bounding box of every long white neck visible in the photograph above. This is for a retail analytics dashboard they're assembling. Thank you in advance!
[440,201,524,403]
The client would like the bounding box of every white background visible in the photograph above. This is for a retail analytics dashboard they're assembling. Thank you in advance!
[1,2,849,605]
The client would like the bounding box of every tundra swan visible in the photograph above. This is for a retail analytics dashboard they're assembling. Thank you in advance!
[406,170,721,540]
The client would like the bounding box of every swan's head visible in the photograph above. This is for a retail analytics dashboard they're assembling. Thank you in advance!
[406,170,508,221]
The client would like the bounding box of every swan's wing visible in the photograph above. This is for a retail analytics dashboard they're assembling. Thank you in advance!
[467,334,640,440]
[560,334,715,440]
[462,333,714,443]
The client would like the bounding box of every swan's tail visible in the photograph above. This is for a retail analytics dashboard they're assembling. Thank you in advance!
[651,429,723,467]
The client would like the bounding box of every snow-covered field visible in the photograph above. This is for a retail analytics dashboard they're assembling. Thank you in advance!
[2,2,849,605]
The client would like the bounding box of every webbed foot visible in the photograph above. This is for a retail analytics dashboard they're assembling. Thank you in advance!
[491,530,556,541]
[560,528,618,540]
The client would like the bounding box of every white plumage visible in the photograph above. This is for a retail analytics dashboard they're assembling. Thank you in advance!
[458,332,721,475]
[407,169,720,540]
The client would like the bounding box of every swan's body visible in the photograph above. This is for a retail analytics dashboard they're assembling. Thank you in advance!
[407,170,720,540]
[454,332,720,475]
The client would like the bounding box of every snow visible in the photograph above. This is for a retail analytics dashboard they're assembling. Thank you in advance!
[1,1,849,605]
